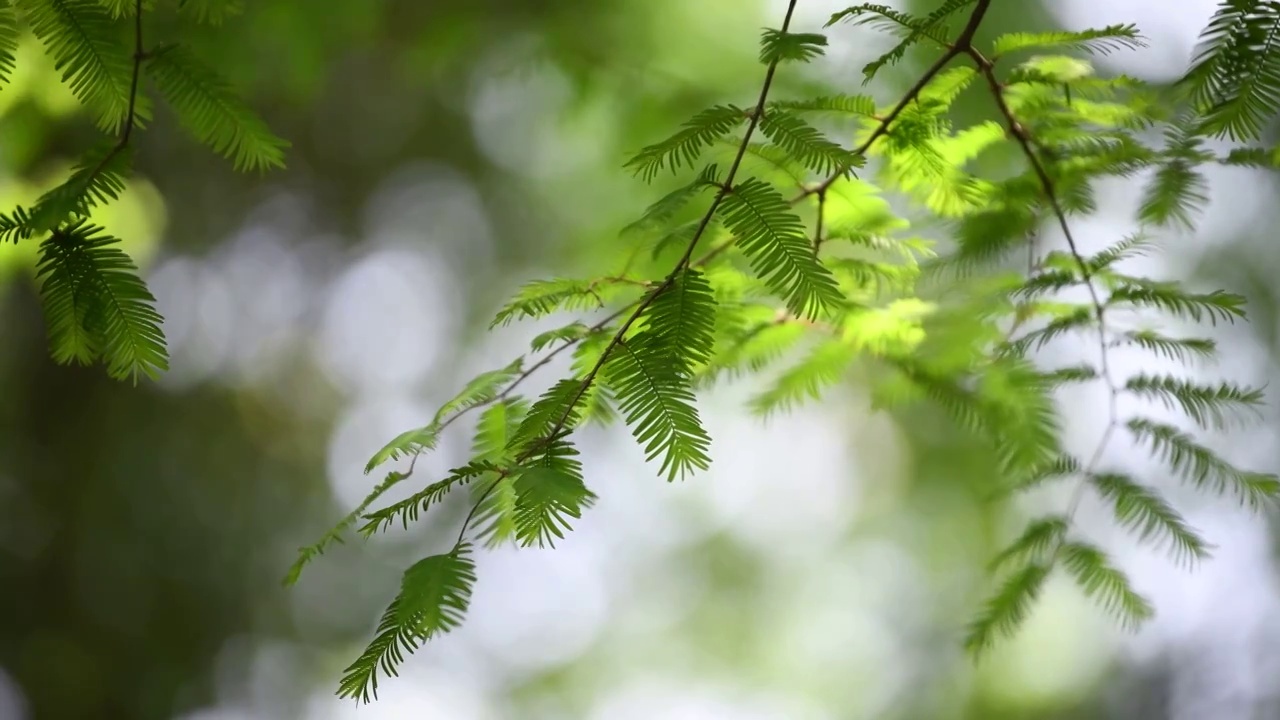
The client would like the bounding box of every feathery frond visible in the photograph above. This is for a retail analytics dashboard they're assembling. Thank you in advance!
[1089,472,1212,566]
[625,105,747,181]
[988,515,1068,573]
[530,322,593,353]
[621,165,720,238]
[772,95,878,118]
[364,424,439,475]
[510,378,587,452]
[758,109,860,176]
[718,178,843,319]
[35,221,167,382]
[1181,0,1280,141]
[991,24,1147,58]
[1127,417,1280,508]
[606,270,715,481]
[21,0,137,131]
[0,207,36,243]
[964,563,1050,654]
[1124,374,1264,430]
[146,43,289,172]
[759,28,827,65]
[750,339,856,416]
[1059,540,1154,629]
[0,1,18,86]
[27,142,132,232]
[284,469,411,585]
[827,1,971,82]
[1139,130,1211,228]
[1107,283,1247,325]
[1114,330,1217,364]
[431,357,523,425]
[467,400,525,547]
[1085,234,1157,273]
[491,278,633,328]
[511,463,597,548]
[337,545,477,703]
[359,462,496,536]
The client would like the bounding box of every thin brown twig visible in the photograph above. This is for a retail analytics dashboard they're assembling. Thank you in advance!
[812,187,827,255]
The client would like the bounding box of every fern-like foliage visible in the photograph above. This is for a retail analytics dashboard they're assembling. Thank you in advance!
[27,142,132,232]
[20,0,138,131]
[758,108,860,176]
[964,563,1049,654]
[511,461,597,547]
[1,0,287,386]
[35,221,167,381]
[337,544,477,703]
[1128,418,1280,508]
[490,277,638,328]
[283,469,411,586]
[624,105,747,181]
[146,43,289,172]
[605,269,715,481]
[1058,540,1154,629]
[0,1,18,86]
[827,1,972,82]
[1181,0,1280,141]
[718,178,842,318]
[284,0,1280,700]
[759,28,827,65]
[1124,374,1263,430]
[1089,472,1211,566]
[991,24,1147,58]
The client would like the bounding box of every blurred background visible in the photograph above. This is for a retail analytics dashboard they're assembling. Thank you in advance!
[3,0,1280,718]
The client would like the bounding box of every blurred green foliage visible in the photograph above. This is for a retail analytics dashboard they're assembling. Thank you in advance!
[3,1,1280,719]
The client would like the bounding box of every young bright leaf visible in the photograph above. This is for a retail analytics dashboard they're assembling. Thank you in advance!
[468,400,525,547]
[991,24,1146,58]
